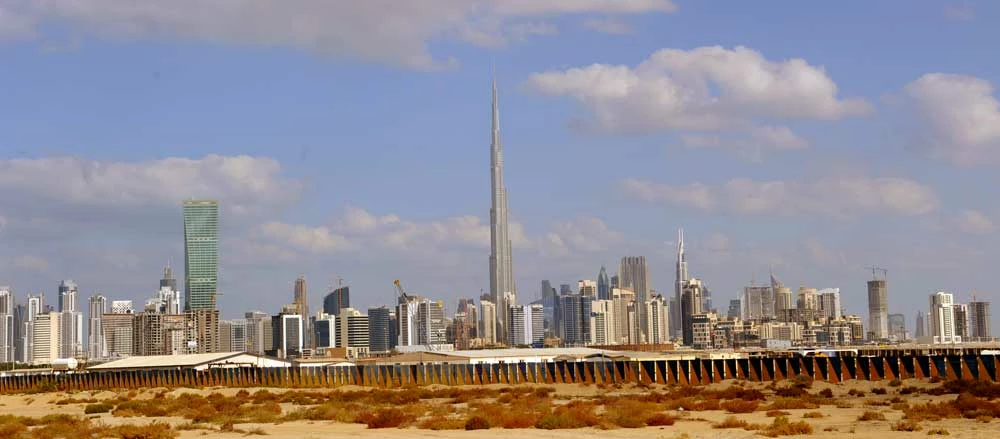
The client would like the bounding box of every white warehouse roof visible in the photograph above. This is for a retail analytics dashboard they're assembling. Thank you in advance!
[88,352,291,371]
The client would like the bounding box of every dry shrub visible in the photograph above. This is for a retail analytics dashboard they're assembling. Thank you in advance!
[84,403,114,414]
[976,415,992,423]
[802,411,824,419]
[893,420,923,432]
[927,428,950,435]
[766,410,791,417]
[55,397,98,405]
[823,427,837,432]
[111,422,178,439]
[766,397,818,410]
[872,387,888,395]
[848,389,866,397]
[535,401,600,430]
[900,386,921,395]
[932,380,1000,398]
[605,399,658,428]
[646,413,676,426]
[866,399,890,407]
[713,416,757,430]
[776,386,808,397]
[243,427,269,436]
[464,416,490,430]
[858,410,887,421]
[818,388,834,398]
[889,379,903,387]
[892,403,911,411]
[362,408,414,429]
[835,400,853,408]
[903,402,960,422]
[762,416,813,437]
[708,386,766,401]
[468,397,549,429]
[721,399,759,414]
[418,416,466,430]
[792,374,814,389]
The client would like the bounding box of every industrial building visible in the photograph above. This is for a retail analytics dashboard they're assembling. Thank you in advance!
[87,352,290,372]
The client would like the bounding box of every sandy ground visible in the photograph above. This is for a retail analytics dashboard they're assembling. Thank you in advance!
[1,380,995,438]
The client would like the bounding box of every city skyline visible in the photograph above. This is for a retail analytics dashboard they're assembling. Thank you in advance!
[0,2,999,331]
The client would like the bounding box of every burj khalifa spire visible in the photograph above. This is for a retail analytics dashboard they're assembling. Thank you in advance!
[489,69,516,343]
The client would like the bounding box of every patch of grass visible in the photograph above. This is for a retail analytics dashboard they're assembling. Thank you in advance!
[84,403,114,414]
[761,416,813,437]
[926,428,950,435]
[893,420,923,432]
[418,416,466,430]
[645,413,676,426]
[766,410,791,417]
[766,397,819,410]
[721,399,759,414]
[535,401,601,430]
[858,410,887,421]
[802,411,824,419]
[713,416,762,430]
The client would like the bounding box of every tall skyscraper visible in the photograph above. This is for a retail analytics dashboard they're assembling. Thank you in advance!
[930,291,959,344]
[674,229,688,339]
[183,199,219,311]
[160,263,177,291]
[620,256,649,343]
[58,280,77,312]
[578,280,597,297]
[489,71,516,344]
[867,274,889,340]
[771,271,793,313]
[292,275,311,349]
[681,279,703,346]
[368,306,396,353]
[88,295,107,359]
[953,303,970,339]
[970,300,992,340]
[597,267,610,301]
[0,286,13,363]
[323,284,350,317]
[915,311,926,338]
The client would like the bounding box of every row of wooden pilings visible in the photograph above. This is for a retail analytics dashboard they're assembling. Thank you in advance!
[1,355,997,394]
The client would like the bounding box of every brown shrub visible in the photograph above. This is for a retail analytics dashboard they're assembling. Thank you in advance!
[762,416,813,437]
[889,379,903,387]
[900,386,921,395]
[904,402,961,422]
[976,415,992,423]
[776,386,808,397]
[645,413,676,426]
[418,416,466,430]
[535,401,600,430]
[605,399,657,428]
[872,387,888,395]
[893,420,923,432]
[766,398,818,410]
[464,416,490,430]
[848,389,866,397]
[721,399,759,414]
[364,408,414,429]
[713,416,756,430]
[111,422,178,439]
[803,411,824,419]
[927,428,950,435]
[766,410,791,417]
[84,403,114,414]
[792,374,814,389]
[818,388,834,398]
[858,410,887,421]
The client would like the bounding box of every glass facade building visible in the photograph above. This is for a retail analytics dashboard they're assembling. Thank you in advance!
[183,200,219,311]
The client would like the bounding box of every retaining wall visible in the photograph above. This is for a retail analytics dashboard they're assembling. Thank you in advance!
[1,354,996,394]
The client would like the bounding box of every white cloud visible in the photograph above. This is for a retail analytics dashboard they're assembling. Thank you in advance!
[0,155,300,215]
[680,125,809,162]
[903,73,1000,165]
[258,222,355,253]
[956,209,995,234]
[542,217,623,256]
[525,45,871,134]
[802,239,848,267]
[621,175,939,218]
[944,3,975,21]
[12,255,48,271]
[581,17,634,35]
[1,0,675,70]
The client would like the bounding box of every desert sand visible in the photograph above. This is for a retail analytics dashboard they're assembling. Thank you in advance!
[1,379,996,438]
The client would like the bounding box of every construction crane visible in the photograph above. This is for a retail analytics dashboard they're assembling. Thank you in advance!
[865,265,888,280]
[393,279,410,303]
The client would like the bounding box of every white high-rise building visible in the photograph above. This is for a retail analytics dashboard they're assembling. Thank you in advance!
[867,277,889,340]
[398,297,447,348]
[611,288,635,345]
[507,304,543,347]
[646,296,670,344]
[0,286,13,363]
[590,300,616,346]
[479,299,497,344]
[88,295,107,359]
[58,280,77,313]
[488,72,516,344]
[32,312,61,365]
[930,291,961,344]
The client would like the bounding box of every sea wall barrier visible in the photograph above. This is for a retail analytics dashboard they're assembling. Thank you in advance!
[1,354,997,393]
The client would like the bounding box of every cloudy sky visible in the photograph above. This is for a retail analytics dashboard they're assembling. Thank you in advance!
[1,1,998,330]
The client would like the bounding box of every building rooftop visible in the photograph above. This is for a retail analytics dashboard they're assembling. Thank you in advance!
[87,352,286,371]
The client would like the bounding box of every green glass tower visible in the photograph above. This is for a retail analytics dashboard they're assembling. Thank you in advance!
[183,200,219,311]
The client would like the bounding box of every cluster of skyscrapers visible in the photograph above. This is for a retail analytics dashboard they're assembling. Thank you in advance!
[0,76,996,368]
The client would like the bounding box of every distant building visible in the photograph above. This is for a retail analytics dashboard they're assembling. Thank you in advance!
[578,280,597,298]
[590,300,616,346]
[727,299,741,319]
[183,199,220,311]
[929,291,960,344]
[0,286,13,363]
[102,313,134,358]
[558,294,592,346]
[970,301,991,340]
[682,279,704,346]
[953,303,970,340]
[818,288,842,320]
[88,295,107,359]
[597,267,610,301]
[367,306,396,353]
[915,311,926,338]
[111,301,134,315]
[888,313,906,341]
[479,299,497,344]
[244,311,271,355]
[620,256,650,343]
[323,285,350,317]
[58,280,78,313]
[646,296,670,344]
[507,304,543,347]
[219,319,247,352]
[313,314,336,350]
[867,278,889,340]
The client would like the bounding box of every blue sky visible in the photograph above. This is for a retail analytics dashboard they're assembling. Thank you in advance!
[1,1,999,332]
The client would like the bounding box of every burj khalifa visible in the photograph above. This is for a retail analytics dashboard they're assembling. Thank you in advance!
[489,72,516,342]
